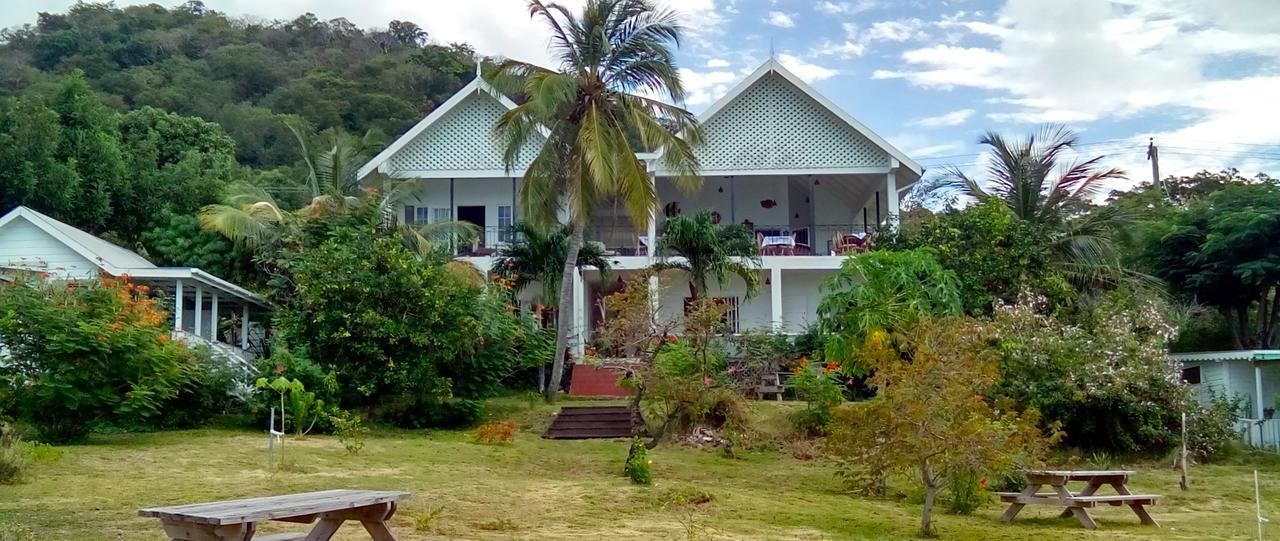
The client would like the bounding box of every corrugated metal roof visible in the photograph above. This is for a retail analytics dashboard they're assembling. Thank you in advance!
[1169,350,1280,362]
[4,206,156,270]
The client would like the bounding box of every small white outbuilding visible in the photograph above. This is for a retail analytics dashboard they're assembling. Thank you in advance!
[1171,350,1280,449]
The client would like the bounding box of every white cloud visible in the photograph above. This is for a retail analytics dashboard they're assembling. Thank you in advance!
[816,1,878,16]
[678,67,740,106]
[865,18,927,42]
[813,40,866,58]
[765,11,795,28]
[910,109,976,128]
[986,109,1098,124]
[776,53,838,83]
[706,58,731,68]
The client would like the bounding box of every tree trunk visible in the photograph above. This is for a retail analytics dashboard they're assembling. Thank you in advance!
[1264,288,1280,348]
[1227,308,1244,350]
[1237,304,1253,349]
[920,461,938,537]
[545,222,585,403]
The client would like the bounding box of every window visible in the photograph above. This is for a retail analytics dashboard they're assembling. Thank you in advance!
[684,296,740,333]
[1181,366,1201,384]
[498,206,513,243]
[403,205,416,224]
[414,207,431,224]
[431,207,450,223]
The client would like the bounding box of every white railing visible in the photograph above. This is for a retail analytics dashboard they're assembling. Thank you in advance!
[1238,418,1280,451]
[171,329,256,374]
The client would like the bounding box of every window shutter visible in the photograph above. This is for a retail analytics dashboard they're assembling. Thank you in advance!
[404,205,415,224]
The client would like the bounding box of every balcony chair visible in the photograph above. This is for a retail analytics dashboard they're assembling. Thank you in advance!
[833,231,870,255]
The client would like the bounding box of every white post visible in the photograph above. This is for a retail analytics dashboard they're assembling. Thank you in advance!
[173,279,184,331]
[770,267,783,332]
[886,161,900,229]
[210,292,219,343]
[241,304,250,350]
[572,267,585,360]
[1256,363,1265,419]
[194,285,204,339]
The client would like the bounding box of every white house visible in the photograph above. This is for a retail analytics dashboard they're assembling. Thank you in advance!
[1171,350,1280,449]
[0,205,269,367]
[358,58,923,357]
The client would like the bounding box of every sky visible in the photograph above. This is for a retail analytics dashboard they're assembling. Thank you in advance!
[5,0,1280,194]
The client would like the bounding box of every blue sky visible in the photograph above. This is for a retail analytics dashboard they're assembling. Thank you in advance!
[6,0,1280,191]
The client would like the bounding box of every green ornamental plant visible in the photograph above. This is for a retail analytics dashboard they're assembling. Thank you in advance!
[625,436,653,485]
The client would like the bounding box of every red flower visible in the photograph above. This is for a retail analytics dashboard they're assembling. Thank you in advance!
[980,477,988,486]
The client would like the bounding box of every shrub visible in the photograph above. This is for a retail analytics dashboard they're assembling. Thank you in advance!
[160,348,247,429]
[473,420,516,445]
[945,469,991,515]
[785,359,845,437]
[327,408,368,455]
[0,423,25,485]
[988,291,1190,454]
[0,276,194,442]
[1186,392,1244,462]
[625,437,653,485]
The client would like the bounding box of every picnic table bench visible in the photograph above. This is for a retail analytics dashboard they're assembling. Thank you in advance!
[997,470,1159,530]
[139,489,409,541]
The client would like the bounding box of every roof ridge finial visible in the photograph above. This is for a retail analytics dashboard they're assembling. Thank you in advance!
[475,54,482,78]
[769,37,775,59]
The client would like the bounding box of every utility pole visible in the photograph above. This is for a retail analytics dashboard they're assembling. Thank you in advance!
[1147,137,1169,199]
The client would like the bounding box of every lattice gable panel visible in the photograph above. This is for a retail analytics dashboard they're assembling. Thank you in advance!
[695,73,890,172]
[387,92,542,174]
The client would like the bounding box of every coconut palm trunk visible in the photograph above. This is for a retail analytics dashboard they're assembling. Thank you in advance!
[547,222,585,402]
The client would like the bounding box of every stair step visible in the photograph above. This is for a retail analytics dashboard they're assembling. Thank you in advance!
[543,406,644,440]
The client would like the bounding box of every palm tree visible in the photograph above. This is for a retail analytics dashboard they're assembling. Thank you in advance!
[492,0,703,403]
[653,210,761,299]
[202,122,480,259]
[493,221,612,391]
[494,222,612,306]
[947,125,1135,288]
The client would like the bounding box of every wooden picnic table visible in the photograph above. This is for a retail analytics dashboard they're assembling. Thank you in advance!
[998,470,1159,530]
[139,489,409,541]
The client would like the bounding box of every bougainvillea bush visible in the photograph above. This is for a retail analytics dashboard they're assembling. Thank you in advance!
[0,275,194,442]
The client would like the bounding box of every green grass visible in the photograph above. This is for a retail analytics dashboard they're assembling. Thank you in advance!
[1,398,1278,540]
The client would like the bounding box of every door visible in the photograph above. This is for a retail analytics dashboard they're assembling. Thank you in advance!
[456,206,487,249]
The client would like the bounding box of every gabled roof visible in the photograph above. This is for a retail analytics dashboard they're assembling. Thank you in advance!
[0,206,156,272]
[1169,350,1280,363]
[685,58,923,177]
[356,75,547,180]
[0,206,267,306]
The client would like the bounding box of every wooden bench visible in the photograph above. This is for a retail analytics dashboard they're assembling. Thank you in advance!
[139,489,409,540]
[998,470,1159,529]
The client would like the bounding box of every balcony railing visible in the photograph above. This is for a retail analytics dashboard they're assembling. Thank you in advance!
[450,223,881,258]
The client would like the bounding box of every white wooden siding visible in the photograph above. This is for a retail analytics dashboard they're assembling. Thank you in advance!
[0,217,98,279]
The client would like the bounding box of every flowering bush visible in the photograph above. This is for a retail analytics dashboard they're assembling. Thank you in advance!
[0,276,194,442]
[785,358,846,436]
[1186,391,1244,462]
[989,291,1190,454]
[625,436,653,485]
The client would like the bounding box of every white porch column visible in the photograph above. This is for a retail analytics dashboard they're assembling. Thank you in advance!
[173,279,183,331]
[241,304,250,350]
[770,267,783,331]
[1256,363,1265,419]
[210,292,219,344]
[193,285,204,339]
[886,160,900,228]
[572,267,586,360]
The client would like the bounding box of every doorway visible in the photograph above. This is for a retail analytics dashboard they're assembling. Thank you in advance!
[456,205,487,251]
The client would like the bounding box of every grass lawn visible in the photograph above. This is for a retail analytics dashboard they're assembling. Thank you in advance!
[2,398,1277,540]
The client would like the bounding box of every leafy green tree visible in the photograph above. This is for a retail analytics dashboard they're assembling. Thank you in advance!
[818,249,962,372]
[878,199,1074,315]
[492,0,703,402]
[140,213,258,285]
[0,96,79,218]
[653,210,761,299]
[0,276,194,442]
[46,72,126,232]
[1154,182,1280,349]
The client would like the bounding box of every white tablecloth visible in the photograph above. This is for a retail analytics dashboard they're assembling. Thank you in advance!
[761,235,795,246]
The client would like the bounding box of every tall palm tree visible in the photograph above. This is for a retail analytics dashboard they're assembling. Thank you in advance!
[492,0,703,403]
[946,125,1135,288]
[653,210,761,299]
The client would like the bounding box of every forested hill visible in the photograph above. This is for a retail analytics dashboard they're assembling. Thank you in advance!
[0,2,479,280]
[0,1,476,169]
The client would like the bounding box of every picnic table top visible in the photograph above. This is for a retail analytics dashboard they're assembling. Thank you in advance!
[138,489,409,526]
[1025,470,1136,477]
